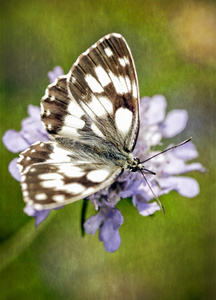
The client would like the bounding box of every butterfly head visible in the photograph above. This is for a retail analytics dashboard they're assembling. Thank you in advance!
[128,157,156,175]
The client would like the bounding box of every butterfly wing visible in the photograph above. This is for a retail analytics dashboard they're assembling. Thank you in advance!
[18,33,140,209]
[41,33,140,152]
[18,141,122,210]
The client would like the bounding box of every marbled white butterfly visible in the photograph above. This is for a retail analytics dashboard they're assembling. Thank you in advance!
[17,33,190,212]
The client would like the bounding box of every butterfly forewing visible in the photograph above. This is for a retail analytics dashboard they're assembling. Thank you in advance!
[67,33,140,152]
[41,33,139,151]
[18,33,140,210]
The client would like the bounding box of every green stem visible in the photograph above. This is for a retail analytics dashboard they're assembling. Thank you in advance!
[0,210,57,273]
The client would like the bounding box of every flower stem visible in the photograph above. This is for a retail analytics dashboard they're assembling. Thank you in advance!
[0,210,57,273]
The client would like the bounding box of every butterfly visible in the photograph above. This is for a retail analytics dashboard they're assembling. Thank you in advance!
[17,33,164,212]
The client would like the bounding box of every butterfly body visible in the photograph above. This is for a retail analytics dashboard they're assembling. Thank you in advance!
[17,33,142,211]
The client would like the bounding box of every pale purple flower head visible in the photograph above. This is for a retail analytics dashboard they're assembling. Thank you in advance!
[84,95,205,250]
[2,67,205,252]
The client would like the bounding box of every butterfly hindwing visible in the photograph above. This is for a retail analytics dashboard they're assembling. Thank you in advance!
[18,142,122,210]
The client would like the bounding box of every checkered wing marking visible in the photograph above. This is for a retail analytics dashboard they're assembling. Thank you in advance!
[17,141,122,210]
[41,33,140,153]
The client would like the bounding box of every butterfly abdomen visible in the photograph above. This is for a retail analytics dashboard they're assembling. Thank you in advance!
[55,136,128,168]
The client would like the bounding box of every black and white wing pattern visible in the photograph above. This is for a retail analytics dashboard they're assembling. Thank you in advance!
[18,141,123,210]
[17,33,140,210]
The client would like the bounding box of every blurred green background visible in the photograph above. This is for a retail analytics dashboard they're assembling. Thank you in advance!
[0,0,215,299]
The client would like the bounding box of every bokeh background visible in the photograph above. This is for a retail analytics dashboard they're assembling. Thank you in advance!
[1,0,215,299]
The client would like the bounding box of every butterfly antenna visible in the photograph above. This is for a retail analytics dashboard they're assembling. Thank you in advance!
[140,137,192,164]
[140,171,165,214]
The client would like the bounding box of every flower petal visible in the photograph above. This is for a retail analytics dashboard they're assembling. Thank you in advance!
[48,66,64,83]
[27,105,41,121]
[2,129,30,153]
[35,210,51,227]
[9,158,22,181]
[24,204,51,227]
[84,212,104,235]
[138,201,160,217]
[163,154,205,175]
[99,219,121,253]
[132,192,160,216]
[171,142,198,161]
[142,95,167,126]
[161,109,188,138]
[180,162,206,173]
[21,105,48,141]
[21,120,48,144]
[158,176,200,198]
[109,208,124,230]
[118,176,142,199]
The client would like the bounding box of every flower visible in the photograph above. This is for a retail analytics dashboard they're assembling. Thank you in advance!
[84,95,205,249]
[84,206,124,252]
[3,67,205,252]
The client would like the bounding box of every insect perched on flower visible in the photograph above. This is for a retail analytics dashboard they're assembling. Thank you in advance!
[17,33,169,211]
[3,34,205,252]
[18,33,193,210]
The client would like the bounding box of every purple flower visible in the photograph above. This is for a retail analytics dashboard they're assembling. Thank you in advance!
[84,95,205,251]
[3,67,205,253]
[84,206,124,252]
